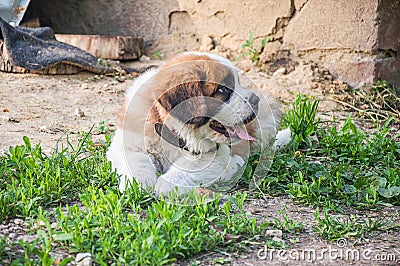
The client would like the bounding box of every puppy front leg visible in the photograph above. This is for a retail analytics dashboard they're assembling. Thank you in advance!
[107,129,159,192]
[117,151,158,193]
[155,144,245,197]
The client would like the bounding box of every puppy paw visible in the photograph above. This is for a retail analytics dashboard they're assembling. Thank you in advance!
[232,154,245,167]
[154,174,191,198]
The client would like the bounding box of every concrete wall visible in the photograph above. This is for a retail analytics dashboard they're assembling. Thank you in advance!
[24,0,400,88]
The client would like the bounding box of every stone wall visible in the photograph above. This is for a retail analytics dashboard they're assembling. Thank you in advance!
[23,0,400,88]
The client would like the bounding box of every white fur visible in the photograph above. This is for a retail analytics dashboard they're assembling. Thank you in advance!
[273,128,292,151]
[107,52,284,196]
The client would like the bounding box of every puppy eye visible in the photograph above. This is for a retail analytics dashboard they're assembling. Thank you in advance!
[217,85,232,94]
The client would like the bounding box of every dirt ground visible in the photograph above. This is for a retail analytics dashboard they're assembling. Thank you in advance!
[1,59,399,265]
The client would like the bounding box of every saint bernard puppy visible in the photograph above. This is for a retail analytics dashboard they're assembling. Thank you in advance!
[107,52,287,197]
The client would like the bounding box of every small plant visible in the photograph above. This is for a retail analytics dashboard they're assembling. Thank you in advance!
[90,58,130,82]
[0,133,117,221]
[282,93,320,149]
[263,97,399,209]
[152,50,163,60]
[98,120,112,134]
[213,256,232,265]
[240,32,269,64]
[97,58,112,67]
[332,79,400,123]
[273,209,304,234]
[313,208,398,241]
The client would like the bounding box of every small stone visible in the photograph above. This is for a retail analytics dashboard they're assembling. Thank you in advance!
[311,82,319,89]
[325,75,333,81]
[51,222,57,229]
[319,67,327,74]
[76,253,92,266]
[102,84,109,89]
[329,84,336,94]
[200,35,215,51]
[2,115,18,122]
[139,55,150,62]
[39,126,47,132]
[18,235,36,243]
[80,84,89,90]
[8,233,17,239]
[272,236,285,244]
[14,218,24,225]
[264,229,283,238]
[272,67,286,76]
[74,108,85,118]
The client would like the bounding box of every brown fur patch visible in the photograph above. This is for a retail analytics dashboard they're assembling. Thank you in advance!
[117,100,127,127]
[151,54,235,126]
[161,54,212,70]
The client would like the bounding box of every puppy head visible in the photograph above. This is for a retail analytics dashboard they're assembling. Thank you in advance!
[152,53,260,152]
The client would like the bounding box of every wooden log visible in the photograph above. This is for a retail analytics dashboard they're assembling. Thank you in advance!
[55,34,143,60]
[0,40,28,73]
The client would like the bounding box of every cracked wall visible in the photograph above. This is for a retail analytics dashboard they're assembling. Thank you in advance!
[24,0,400,88]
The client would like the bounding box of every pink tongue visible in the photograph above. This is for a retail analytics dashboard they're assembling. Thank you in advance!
[228,127,256,141]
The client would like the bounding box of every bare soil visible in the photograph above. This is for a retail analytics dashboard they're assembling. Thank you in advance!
[1,59,399,265]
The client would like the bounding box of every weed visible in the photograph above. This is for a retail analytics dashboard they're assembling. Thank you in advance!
[260,96,400,208]
[98,120,112,134]
[0,236,12,264]
[273,209,304,234]
[313,208,398,240]
[51,189,261,265]
[88,58,131,82]
[282,93,320,150]
[152,50,163,60]
[331,80,400,123]
[239,32,268,65]
[0,133,117,221]
[0,134,270,264]
[213,256,232,265]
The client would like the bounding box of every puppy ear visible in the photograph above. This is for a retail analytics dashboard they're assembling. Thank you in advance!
[158,81,210,127]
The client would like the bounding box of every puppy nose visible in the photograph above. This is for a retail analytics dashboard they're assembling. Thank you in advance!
[249,93,260,105]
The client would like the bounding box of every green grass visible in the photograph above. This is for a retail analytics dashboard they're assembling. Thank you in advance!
[0,93,399,264]
[261,94,400,209]
[0,131,115,220]
[272,209,304,234]
[314,207,399,240]
[0,134,270,265]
